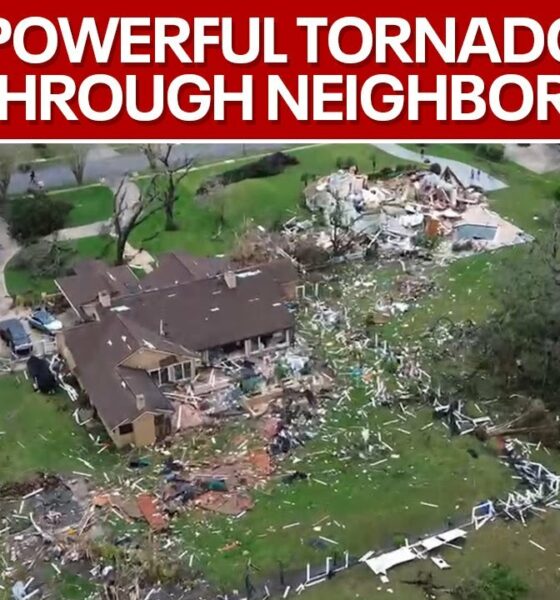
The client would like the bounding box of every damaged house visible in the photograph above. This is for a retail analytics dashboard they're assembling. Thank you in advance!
[55,253,298,448]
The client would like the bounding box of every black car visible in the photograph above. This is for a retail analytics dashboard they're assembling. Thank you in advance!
[0,319,33,358]
[26,356,57,393]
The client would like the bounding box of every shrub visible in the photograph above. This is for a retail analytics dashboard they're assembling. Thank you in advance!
[553,187,560,203]
[429,162,442,175]
[8,192,72,241]
[454,564,527,600]
[475,144,505,162]
[196,152,299,196]
[336,156,359,170]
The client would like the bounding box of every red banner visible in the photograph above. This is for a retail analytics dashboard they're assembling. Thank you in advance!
[1,2,560,139]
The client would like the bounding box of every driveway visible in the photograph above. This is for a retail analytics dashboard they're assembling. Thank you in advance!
[0,218,20,316]
[373,144,508,192]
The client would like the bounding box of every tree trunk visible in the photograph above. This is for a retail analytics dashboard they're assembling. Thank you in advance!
[72,164,85,186]
[0,174,10,203]
[164,200,177,231]
[115,236,127,266]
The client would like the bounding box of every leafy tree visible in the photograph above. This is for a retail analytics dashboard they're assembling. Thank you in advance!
[474,203,560,400]
[454,564,527,600]
[369,152,377,172]
[8,191,72,241]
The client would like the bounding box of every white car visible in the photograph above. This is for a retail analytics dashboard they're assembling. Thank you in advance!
[27,308,63,336]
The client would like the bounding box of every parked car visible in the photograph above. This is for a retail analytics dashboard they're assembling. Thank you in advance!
[27,308,63,336]
[0,319,33,357]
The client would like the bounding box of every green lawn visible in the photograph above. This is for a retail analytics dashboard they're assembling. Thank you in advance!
[303,513,560,600]
[5,236,115,297]
[55,186,114,228]
[176,408,511,587]
[0,376,118,481]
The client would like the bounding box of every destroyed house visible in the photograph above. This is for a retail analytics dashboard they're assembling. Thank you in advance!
[58,264,296,448]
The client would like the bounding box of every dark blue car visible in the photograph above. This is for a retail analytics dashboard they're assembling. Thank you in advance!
[0,319,33,357]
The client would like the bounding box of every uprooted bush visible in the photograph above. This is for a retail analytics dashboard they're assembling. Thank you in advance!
[292,238,330,268]
[9,240,77,280]
[230,224,284,266]
[196,152,299,196]
[8,192,72,241]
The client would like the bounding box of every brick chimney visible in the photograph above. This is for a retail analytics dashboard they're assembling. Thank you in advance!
[98,290,111,308]
[224,271,237,289]
[136,393,146,411]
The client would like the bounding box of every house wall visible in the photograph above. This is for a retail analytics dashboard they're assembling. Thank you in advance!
[132,413,157,446]
[56,333,76,370]
[82,303,99,321]
[110,413,158,448]
[122,348,176,371]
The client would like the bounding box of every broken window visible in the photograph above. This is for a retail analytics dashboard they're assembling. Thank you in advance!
[160,367,170,385]
[149,370,160,385]
[272,330,287,344]
[174,363,185,381]
[119,423,133,435]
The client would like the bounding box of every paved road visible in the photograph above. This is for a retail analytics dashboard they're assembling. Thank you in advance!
[373,144,508,192]
[8,143,295,195]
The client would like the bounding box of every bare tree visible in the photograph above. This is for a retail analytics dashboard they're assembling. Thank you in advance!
[152,144,194,231]
[0,144,30,202]
[140,144,162,170]
[112,176,163,266]
[328,194,365,257]
[196,179,228,237]
[61,144,89,185]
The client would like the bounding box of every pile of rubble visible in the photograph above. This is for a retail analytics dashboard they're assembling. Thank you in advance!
[300,166,531,262]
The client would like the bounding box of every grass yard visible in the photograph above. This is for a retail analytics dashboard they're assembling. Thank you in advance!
[302,513,560,600]
[177,407,511,588]
[0,376,118,481]
[54,186,114,228]
[5,235,115,297]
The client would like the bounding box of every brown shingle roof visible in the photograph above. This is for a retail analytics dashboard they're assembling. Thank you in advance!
[140,252,230,290]
[64,314,175,429]
[56,260,140,310]
[112,269,294,351]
